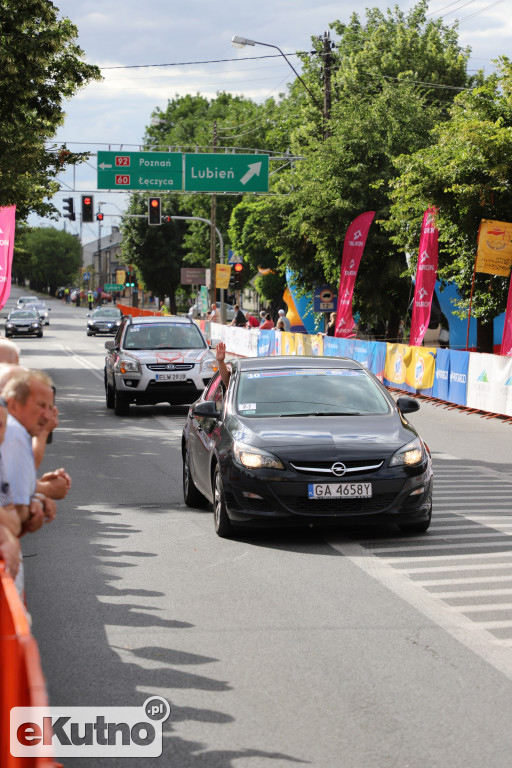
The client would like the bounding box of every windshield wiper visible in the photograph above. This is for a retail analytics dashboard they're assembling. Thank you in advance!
[278,411,361,417]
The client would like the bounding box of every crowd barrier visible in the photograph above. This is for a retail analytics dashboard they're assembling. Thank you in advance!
[0,565,56,767]
[201,322,512,419]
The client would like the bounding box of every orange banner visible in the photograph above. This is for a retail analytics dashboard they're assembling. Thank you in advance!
[475,219,512,276]
[216,263,231,289]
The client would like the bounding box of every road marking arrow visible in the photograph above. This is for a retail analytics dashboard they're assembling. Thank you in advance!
[98,162,112,170]
[240,162,262,185]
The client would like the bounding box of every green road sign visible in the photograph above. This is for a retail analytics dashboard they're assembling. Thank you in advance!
[97,151,183,191]
[104,283,124,291]
[184,153,269,193]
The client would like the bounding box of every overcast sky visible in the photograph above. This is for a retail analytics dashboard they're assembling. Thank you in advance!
[42,0,509,240]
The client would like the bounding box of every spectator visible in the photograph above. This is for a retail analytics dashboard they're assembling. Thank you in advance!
[245,313,260,329]
[207,303,218,323]
[215,341,231,389]
[326,312,337,336]
[0,397,21,584]
[260,313,274,330]
[277,308,291,332]
[0,524,20,581]
[258,310,266,327]
[0,338,20,364]
[230,304,246,327]
[276,318,286,331]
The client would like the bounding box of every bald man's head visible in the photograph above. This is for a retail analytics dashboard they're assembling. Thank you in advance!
[0,338,20,365]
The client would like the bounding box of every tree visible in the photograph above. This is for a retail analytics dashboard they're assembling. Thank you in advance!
[387,57,512,347]
[231,1,476,337]
[16,227,81,294]
[0,0,101,219]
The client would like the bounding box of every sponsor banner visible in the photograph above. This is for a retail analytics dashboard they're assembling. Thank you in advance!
[409,207,439,346]
[467,352,512,416]
[257,329,274,357]
[447,349,469,406]
[384,344,436,394]
[0,204,16,309]
[281,331,296,356]
[335,211,375,338]
[433,347,450,401]
[475,219,512,277]
[384,343,408,386]
[501,269,512,355]
[322,337,385,381]
[301,333,324,356]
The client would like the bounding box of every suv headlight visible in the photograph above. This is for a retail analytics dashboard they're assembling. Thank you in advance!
[200,356,217,374]
[390,437,425,467]
[233,441,284,470]
[115,356,140,375]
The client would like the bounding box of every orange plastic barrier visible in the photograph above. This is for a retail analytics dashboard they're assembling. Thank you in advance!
[117,303,160,318]
[0,564,56,767]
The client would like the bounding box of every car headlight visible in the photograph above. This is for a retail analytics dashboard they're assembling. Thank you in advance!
[115,356,140,375]
[233,441,284,470]
[390,437,425,467]
[6,323,12,328]
[200,357,217,374]
[31,323,40,328]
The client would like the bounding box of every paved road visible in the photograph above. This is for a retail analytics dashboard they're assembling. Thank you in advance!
[5,287,512,768]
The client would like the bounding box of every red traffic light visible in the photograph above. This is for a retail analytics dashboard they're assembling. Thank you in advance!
[148,197,161,225]
[81,194,94,223]
[96,213,104,221]
[83,197,91,206]
[150,198,159,207]
[234,262,243,273]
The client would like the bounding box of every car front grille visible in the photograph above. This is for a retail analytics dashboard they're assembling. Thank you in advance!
[289,459,384,476]
[147,363,195,371]
[274,491,397,515]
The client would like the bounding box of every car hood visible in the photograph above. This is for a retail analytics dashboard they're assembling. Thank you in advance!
[124,348,214,364]
[8,318,38,325]
[228,413,417,460]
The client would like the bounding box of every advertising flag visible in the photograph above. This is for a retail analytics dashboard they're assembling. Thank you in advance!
[501,269,512,355]
[475,219,512,276]
[334,211,375,338]
[0,205,16,309]
[409,207,439,347]
[215,263,231,290]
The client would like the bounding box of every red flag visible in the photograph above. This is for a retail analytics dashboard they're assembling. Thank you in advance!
[409,207,439,347]
[501,270,512,355]
[0,205,16,309]
[335,211,375,337]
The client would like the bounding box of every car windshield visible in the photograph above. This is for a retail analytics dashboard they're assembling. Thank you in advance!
[92,309,120,319]
[235,368,391,417]
[11,310,38,319]
[18,297,37,304]
[27,303,46,310]
[124,322,206,350]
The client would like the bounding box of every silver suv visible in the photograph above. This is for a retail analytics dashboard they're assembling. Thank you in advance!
[104,315,217,415]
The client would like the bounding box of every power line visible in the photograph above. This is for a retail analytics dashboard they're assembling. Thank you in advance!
[457,0,506,23]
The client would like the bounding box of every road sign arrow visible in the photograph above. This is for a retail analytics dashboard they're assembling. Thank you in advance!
[240,162,262,185]
[98,162,113,170]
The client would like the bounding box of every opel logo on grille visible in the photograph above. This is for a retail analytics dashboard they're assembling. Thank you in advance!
[166,364,176,370]
[331,462,347,477]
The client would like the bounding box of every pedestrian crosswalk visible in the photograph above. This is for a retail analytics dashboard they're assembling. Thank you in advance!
[357,456,512,645]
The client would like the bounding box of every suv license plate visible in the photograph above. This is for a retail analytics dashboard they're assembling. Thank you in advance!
[155,372,187,382]
[308,483,372,499]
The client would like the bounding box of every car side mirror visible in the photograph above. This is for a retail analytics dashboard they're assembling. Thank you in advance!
[105,339,116,351]
[192,400,220,419]
[396,396,420,414]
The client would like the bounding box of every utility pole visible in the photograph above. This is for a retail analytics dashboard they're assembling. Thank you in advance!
[209,120,217,313]
[321,31,333,140]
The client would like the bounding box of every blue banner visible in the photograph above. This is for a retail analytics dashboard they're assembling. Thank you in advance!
[433,348,450,400]
[448,349,469,406]
[257,330,273,357]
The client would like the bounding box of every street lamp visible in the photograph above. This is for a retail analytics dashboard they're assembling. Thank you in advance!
[231,35,322,111]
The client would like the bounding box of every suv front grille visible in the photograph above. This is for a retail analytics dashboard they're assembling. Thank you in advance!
[146,363,195,371]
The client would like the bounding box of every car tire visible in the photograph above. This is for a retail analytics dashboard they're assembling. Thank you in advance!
[87,330,93,336]
[105,377,115,409]
[213,465,233,538]
[113,385,130,416]
[399,504,432,535]
[37,331,43,338]
[183,449,208,507]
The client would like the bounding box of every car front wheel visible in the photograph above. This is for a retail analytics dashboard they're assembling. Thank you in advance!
[213,465,233,538]
[183,448,208,507]
[113,385,130,416]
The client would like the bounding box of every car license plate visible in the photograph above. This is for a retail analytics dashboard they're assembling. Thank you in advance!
[154,372,187,382]
[308,482,372,499]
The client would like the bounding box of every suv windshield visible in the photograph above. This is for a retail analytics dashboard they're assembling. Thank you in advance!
[124,322,207,350]
[236,368,391,417]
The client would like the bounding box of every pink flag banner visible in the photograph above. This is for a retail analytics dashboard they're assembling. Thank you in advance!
[409,207,439,347]
[0,205,16,309]
[335,211,375,338]
[501,270,512,355]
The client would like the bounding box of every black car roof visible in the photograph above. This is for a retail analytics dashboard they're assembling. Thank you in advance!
[235,355,363,372]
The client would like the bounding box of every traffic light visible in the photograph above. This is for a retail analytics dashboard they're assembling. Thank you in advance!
[233,261,244,287]
[63,197,75,221]
[81,195,94,223]
[125,271,135,288]
[148,197,161,225]
[96,212,104,221]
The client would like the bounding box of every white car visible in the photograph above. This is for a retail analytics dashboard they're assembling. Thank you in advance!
[17,295,38,308]
[25,301,50,325]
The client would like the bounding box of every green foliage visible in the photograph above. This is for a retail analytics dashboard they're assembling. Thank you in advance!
[16,227,81,293]
[387,57,512,321]
[0,0,101,218]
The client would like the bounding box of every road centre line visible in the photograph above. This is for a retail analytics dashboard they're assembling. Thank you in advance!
[327,540,512,679]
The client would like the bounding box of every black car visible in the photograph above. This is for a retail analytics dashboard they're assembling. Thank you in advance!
[5,308,43,338]
[182,356,433,537]
[87,307,122,336]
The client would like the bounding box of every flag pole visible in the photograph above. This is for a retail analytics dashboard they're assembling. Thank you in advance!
[465,254,477,351]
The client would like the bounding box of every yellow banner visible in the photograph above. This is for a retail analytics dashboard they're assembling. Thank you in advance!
[404,346,436,390]
[475,219,512,276]
[215,263,231,290]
